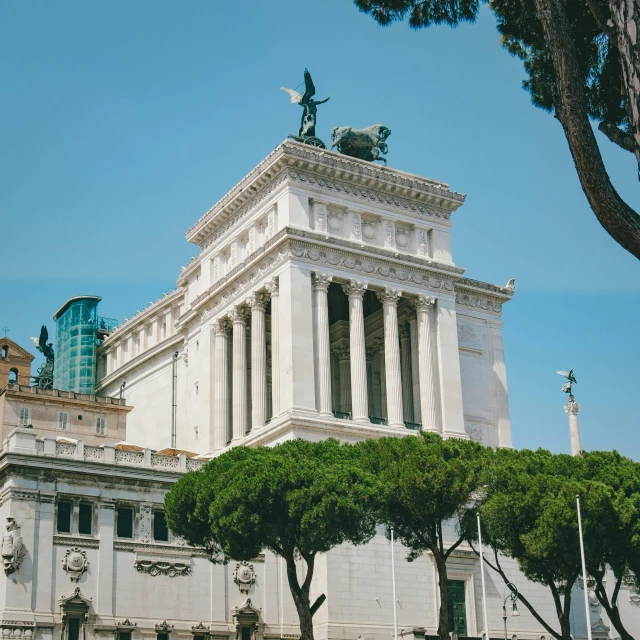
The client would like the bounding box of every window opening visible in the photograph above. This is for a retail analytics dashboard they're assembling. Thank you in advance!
[241,628,251,640]
[59,412,69,430]
[68,618,80,640]
[78,503,92,535]
[120,633,132,640]
[8,368,18,383]
[153,511,169,542]
[157,634,169,640]
[19,407,30,426]
[1,346,7,358]
[117,507,133,538]
[96,416,106,435]
[57,501,72,533]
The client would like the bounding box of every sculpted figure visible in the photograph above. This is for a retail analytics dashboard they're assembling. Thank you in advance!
[330,124,391,164]
[2,517,26,575]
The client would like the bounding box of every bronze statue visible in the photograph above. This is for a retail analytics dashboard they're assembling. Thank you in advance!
[330,124,391,164]
[281,69,330,148]
[30,325,54,389]
[557,369,577,399]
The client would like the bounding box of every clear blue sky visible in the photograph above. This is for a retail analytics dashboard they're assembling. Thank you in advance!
[1,0,638,457]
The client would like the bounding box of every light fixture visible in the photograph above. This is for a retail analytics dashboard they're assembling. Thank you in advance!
[511,601,520,617]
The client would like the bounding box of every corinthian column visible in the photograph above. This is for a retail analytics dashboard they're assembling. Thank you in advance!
[377,288,404,428]
[343,281,369,423]
[213,319,230,449]
[399,324,414,423]
[266,278,280,418]
[231,307,248,442]
[312,273,333,417]
[248,292,267,429]
[415,296,439,432]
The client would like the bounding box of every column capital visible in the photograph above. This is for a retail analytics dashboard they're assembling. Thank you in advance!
[265,277,279,296]
[312,273,333,291]
[564,400,580,415]
[246,292,267,311]
[230,307,248,324]
[213,318,231,336]
[342,280,368,298]
[332,345,351,361]
[376,288,402,305]
[414,295,437,311]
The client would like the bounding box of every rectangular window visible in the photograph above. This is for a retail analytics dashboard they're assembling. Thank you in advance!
[58,412,69,430]
[78,503,92,535]
[57,501,72,533]
[241,628,251,640]
[19,407,30,426]
[96,416,106,435]
[447,580,467,636]
[117,507,133,538]
[153,511,169,542]
[157,634,168,640]
[68,618,80,640]
[119,632,131,640]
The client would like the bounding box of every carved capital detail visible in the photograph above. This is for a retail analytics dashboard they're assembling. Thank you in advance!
[246,292,267,311]
[312,273,333,291]
[414,295,436,311]
[376,288,402,305]
[265,277,279,296]
[230,307,248,324]
[342,280,368,298]
[564,401,580,415]
[213,319,231,336]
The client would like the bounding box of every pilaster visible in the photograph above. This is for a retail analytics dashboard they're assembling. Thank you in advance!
[96,499,116,618]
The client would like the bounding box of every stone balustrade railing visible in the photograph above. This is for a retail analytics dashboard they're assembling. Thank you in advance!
[4,427,207,474]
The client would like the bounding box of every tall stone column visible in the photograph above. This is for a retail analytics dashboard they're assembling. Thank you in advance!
[333,346,351,414]
[266,278,280,418]
[231,307,248,442]
[312,273,333,417]
[399,324,414,423]
[343,281,369,423]
[565,399,582,456]
[409,316,421,423]
[249,293,267,429]
[415,296,439,432]
[378,288,404,428]
[213,319,230,449]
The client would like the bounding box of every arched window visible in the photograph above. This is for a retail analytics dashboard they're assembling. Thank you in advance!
[8,368,18,384]
[1,346,7,359]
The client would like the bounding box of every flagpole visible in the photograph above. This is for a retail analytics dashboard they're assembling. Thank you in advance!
[391,528,399,640]
[576,495,592,640]
[477,514,490,640]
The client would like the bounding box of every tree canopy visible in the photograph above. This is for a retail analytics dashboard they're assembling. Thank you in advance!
[164,438,380,640]
[353,0,640,259]
[356,432,490,640]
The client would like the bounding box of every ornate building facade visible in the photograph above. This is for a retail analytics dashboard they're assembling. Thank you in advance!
[0,141,636,640]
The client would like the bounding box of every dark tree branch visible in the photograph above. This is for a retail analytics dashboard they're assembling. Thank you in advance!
[533,0,640,259]
[599,121,637,152]
[310,594,326,617]
[443,535,465,560]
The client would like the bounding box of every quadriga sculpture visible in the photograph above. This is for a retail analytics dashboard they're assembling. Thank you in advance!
[330,124,391,164]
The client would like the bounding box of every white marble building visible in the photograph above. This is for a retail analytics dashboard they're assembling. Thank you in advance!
[1,141,636,640]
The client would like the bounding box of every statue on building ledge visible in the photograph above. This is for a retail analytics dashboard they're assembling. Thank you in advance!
[281,68,330,148]
[30,325,54,389]
[1,517,26,575]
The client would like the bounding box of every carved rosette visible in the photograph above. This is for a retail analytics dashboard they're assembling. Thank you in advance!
[233,561,256,594]
[62,547,89,582]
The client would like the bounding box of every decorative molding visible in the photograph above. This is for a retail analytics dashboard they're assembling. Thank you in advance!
[265,277,279,296]
[312,202,327,233]
[114,541,208,556]
[351,211,361,240]
[155,621,174,633]
[134,558,191,577]
[455,293,502,314]
[139,504,152,544]
[233,561,256,594]
[191,622,210,635]
[54,536,100,549]
[62,547,89,582]
[117,619,138,629]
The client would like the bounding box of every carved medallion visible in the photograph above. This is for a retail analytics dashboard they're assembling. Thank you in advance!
[62,547,89,582]
[233,561,256,593]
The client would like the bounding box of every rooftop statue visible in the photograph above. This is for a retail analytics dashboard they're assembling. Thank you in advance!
[330,124,391,164]
[30,325,54,389]
[557,369,577,399]
[281,69,330,148]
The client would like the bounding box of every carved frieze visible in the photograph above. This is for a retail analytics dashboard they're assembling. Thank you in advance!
[134,559,190,577]
[455,293,502,314]
[62,547,89,582]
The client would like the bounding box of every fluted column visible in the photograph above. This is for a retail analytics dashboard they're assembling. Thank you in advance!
[377,288,404,428]
[249,292,267,429]
[213,319,231,449]
[266,278,280,418]
[312,273,333,417]
[343,281,369,423]
[399,324,414,423]
[333,346,351,413]
[415,296,439,432]
[231,307,248,442]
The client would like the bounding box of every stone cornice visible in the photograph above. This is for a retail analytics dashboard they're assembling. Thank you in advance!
[96,333,184,393]
[186,140,465,247]
[456,277,515,301]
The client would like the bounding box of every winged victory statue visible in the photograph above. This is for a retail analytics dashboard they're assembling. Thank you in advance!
[281,69,330,148]
[557,369,577,398]
[30,325,54,389]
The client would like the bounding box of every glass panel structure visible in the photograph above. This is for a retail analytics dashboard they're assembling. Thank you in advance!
[53,296,102,394]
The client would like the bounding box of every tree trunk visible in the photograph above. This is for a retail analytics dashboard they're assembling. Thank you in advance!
[593,571,636,640]
[609,0,640,175]
[533,0,640,259]
[284,551,315,640]
[432,546,450,640]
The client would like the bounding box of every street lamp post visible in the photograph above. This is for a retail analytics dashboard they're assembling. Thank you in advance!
[502,583,519,640]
